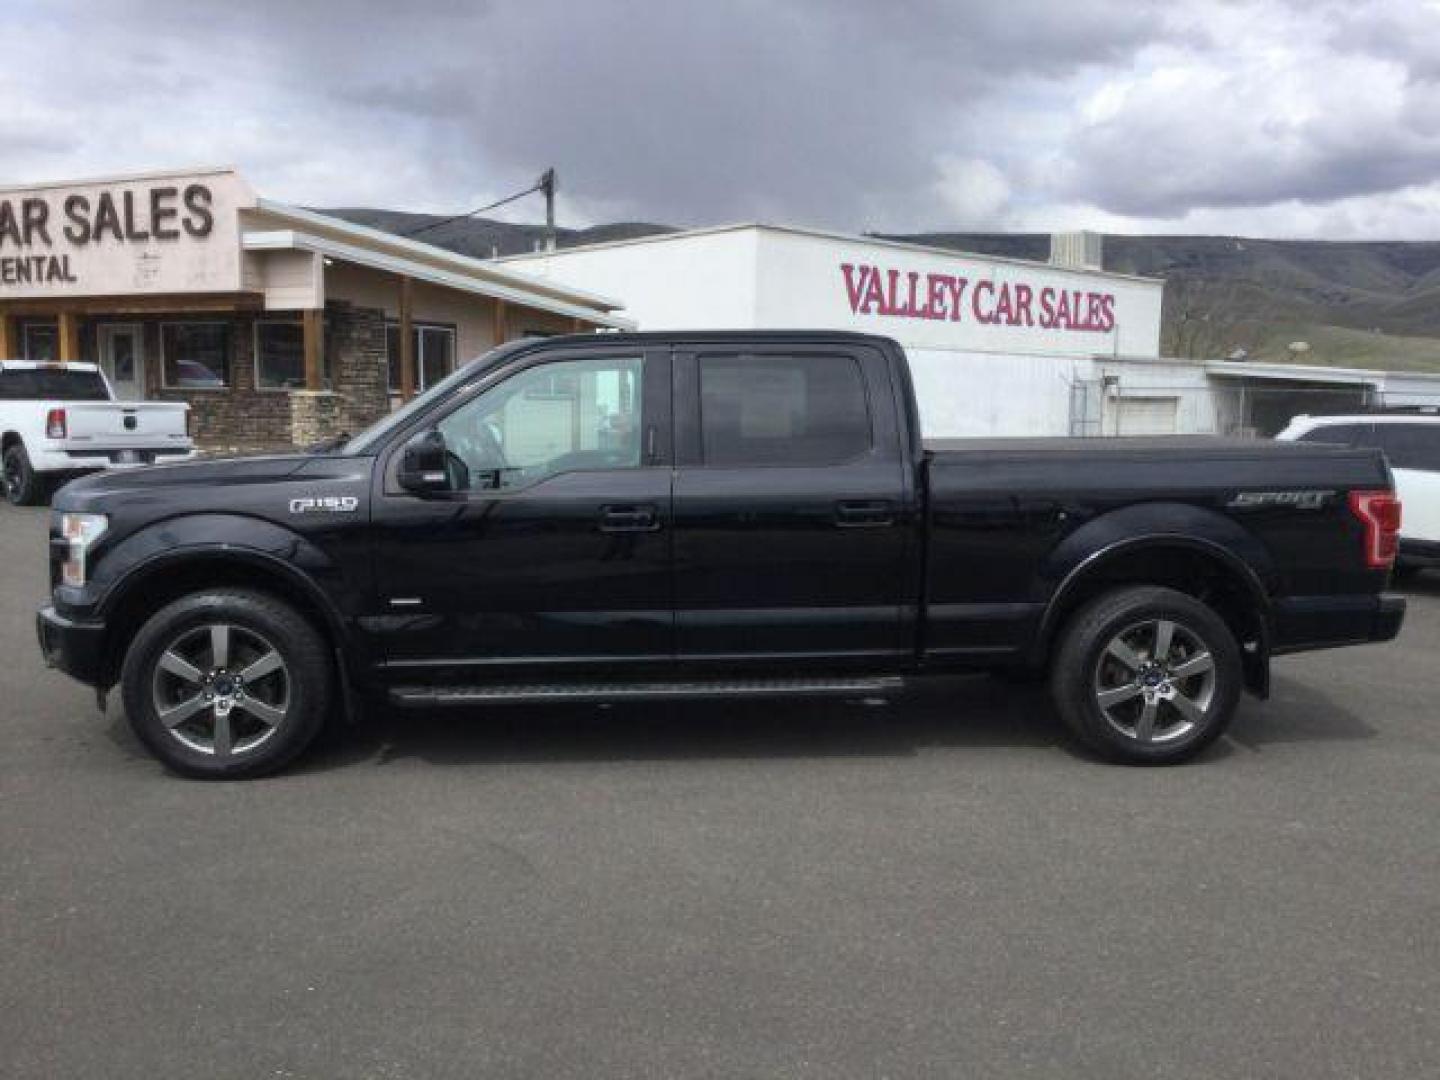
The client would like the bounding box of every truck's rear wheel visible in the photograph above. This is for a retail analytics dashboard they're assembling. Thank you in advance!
[120,590,332,778]
[1050,586,1241,765]
[3,443,43,506]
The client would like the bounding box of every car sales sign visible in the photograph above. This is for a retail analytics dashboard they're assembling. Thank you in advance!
[0,168,254,298]
[841,262,1116,333]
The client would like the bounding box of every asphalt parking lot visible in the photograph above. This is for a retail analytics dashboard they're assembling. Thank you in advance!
[1,504,1437,1079]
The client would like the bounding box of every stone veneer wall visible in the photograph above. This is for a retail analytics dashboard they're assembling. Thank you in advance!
[289,390,344,447]
[325,300,390,438]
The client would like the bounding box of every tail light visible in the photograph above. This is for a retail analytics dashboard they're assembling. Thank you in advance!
[1348,489,1401,569]
[45,408,67,440]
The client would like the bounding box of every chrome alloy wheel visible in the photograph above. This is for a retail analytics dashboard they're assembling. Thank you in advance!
[3,455,22,502]
[1092,618,1217,745]
[150,624,291,760]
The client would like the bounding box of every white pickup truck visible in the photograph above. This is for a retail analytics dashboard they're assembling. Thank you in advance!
[1277,411,1440,575]
[0,362,194,506]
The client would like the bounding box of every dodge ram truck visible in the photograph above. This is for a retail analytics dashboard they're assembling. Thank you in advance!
[0,361,193,505]
[37,331,1405,777]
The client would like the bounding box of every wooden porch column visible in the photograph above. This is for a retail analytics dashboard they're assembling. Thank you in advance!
[57,311,81,363]
[0,309,18,360]
[399,276,416,401]
[302,309,324,390]
[493,297,508,346]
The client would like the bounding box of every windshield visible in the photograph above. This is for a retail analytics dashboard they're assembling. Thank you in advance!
[341,343,523,455]
[0,368,110,401]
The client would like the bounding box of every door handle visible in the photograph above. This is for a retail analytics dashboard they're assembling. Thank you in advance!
[834,500,895,528]
[599,504,661,533]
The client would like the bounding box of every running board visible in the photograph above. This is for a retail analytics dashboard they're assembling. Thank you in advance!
[389,676,904,708]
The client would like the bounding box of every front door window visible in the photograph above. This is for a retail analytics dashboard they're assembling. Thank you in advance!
[437,355,644,491]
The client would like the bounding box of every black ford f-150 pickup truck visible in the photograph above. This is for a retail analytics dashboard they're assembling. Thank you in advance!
[38,331,1405,777]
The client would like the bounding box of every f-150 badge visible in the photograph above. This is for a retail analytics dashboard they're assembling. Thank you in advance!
[289,495,360,514]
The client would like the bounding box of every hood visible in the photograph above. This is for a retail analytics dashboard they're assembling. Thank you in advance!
[55,454,314,508]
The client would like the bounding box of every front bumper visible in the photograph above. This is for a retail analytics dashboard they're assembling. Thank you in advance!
[1271,593,1406,655]
[36,606,108,688]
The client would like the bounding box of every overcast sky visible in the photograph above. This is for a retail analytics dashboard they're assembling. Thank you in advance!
[6,0,1440,238]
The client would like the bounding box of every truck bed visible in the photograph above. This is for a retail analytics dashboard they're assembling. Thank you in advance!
[923,435,1391,492]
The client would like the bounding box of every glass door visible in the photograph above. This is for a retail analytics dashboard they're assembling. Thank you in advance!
[98,324,145,400]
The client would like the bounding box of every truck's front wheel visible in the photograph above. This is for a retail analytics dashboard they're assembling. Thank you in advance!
[3,443,43,506]
[1050,586,1242,765]
[120,590,333,778]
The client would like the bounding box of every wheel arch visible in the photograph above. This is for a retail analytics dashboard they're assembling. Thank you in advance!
[1033,533,1273,695]
[96,546,353,696]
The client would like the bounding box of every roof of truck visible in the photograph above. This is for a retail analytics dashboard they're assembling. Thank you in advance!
[535,329,901,347]
[1284,413,1440,429]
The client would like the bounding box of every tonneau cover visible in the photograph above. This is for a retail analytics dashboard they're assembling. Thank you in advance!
[924,435,1372,459]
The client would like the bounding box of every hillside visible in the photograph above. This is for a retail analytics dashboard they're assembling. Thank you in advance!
[877,232,1440,369]
[319,208,676,261]
[321,209,1440,371]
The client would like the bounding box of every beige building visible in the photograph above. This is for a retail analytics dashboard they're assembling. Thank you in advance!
[0,166,631,450]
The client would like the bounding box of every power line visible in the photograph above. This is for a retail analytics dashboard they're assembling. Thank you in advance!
[401,170,555,239]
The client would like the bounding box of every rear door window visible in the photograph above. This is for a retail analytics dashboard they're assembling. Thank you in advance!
[1371,423,1440,472]
[697,353,871,466]
[1296,423,1372,447]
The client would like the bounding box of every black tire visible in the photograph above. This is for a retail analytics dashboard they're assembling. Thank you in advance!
[3,443,43,506]
[1049,586,1242,765]
[120,589,333,778]
[1392,562,1423,583]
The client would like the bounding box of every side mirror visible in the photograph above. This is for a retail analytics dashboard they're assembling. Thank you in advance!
[397,429,451,494]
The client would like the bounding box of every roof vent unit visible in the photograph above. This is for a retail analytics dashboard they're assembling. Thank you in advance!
[1050,230,1103,271]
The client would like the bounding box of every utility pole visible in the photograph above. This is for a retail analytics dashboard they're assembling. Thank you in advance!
[539,168,557,251]
[404,168,561,247]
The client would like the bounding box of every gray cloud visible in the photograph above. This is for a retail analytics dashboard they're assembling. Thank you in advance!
[1058,2,1440,220]
[74,0,1180,227]
[7,0,1440,237]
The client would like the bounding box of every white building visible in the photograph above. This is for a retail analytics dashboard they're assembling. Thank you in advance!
[504,224,1171,437]
[507,223,1440,438]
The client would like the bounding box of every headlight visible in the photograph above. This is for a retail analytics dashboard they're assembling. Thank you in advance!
[59,513,108,588]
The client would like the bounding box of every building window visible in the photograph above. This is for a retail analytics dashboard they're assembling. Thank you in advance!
[386,322,456,392]
[162,322,230,388]
[254,321,305,390]
[23,322,58,364]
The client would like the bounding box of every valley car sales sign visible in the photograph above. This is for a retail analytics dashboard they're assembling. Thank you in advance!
[841,262,1117,333]
[0,168,254,298]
